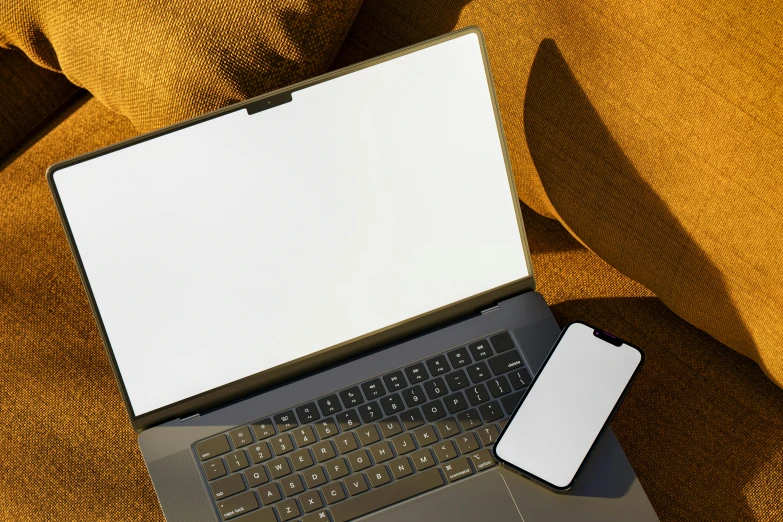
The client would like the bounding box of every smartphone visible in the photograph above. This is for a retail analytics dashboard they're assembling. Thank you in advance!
[493,321,643,492]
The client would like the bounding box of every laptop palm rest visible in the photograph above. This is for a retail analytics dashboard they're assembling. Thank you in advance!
[361,471,524,521]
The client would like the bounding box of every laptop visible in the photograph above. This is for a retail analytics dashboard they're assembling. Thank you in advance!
[47,27,658,522]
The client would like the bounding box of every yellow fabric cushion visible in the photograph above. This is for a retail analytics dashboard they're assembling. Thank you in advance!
[337,0,783,388]
[0,0,362,131]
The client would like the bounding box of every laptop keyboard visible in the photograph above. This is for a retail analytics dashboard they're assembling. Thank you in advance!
[194,331,532,522]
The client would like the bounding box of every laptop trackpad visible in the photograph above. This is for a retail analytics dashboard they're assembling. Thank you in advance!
[362,471,523,521]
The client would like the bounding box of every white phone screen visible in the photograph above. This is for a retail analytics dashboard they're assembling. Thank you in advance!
[494,322,642,490]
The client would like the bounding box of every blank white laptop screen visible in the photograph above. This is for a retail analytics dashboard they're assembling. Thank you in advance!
[52,32,529,417]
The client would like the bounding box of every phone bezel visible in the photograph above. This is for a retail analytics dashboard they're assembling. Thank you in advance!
[492,320,644,493]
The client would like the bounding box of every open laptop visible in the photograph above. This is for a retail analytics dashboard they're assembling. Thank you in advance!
[48,27,658,522]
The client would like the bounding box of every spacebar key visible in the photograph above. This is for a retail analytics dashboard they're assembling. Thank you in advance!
[330,468,445,522]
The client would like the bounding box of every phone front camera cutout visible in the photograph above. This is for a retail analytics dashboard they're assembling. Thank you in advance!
[593,329,623,346]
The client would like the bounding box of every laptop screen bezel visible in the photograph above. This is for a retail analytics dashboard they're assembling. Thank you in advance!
[47,27,536,433]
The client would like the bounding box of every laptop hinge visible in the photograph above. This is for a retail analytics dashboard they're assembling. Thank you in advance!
[180,413,200,422]
[480,304,499,315]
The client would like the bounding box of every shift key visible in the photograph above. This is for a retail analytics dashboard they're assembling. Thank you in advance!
[217,490,259,520]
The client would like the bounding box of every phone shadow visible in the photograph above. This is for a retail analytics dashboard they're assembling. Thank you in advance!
[568,426,636,499]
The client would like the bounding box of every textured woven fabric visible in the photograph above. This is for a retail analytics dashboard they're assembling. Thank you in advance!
[0,49,82,164]
[0,0,362,132]
[1,96,782,521]
[335,0,783,389]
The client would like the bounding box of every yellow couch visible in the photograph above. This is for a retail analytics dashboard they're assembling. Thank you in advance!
[2,0,782,520]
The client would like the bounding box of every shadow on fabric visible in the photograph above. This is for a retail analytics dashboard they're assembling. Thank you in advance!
[331,0,472,68]
[523,39,757,376]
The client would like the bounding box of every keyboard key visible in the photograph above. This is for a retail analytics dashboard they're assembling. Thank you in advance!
[229,427,254,448]
[325,458,350,480]
[296,402,320,424]
[368,441,394,463]
[202,458,227,480]
[290,448,315,471]
[389,456,414,479]
[217,490,259,520]
[466,362,490,383]
[210,473,246,500]
[241,507,277,522]
[498,419,509,431]
[435,418,460,439]
[413,424,438,446]
[292,425,317,447]
[257,483,282,505]
[500,392,524,415]
[383,370,407,391]
[315,418,340,439]
[312,440,336,463]
[340,387,364,408]
[299,489,324,513]
[445,370,470,391]
[447,347,472,369]
[318,395,342,416]
[344,474,369,496]
[433,440,458,462]
[336,410,361,431]
[442,457,473,482]
[367,464,392,487]
[196,434,231,461]
[455,432,479,454]
[404,362,428,384]
[268,456,293,479]
[362,379,386,400]
[490,332,515,353]
[468,340,493,361]
[411,448,436,471]
[457,409,482,430]
[477,424,500,446]
[390,432,416,455]
[380,393,405,416]
[274,411,298,432]
[251,419,276,440]
[357,424,381,446]
[401,385,426,408]
[487,375,512,398]
[270,433,294,455]
[508,367,533,389]
[276,498,301,521]
[304,466,328,488]
[334,432,359,454]
[244,464,269,487]
[226,450,250,472]
[426,355,450,376]
[479,401,504,422]
[422,400,447,422]
[347,449,372,472]
[400,409,425,430]
[468,448,497,471]
[443,392,468,414]
[379,417,403,438]
[488,351,525,375]
[281,474,305,497]
[304,510,332,522]
[329,468,444,522]
[423,377,447,399]
[466,384,490,406]
[322,482,347,505]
